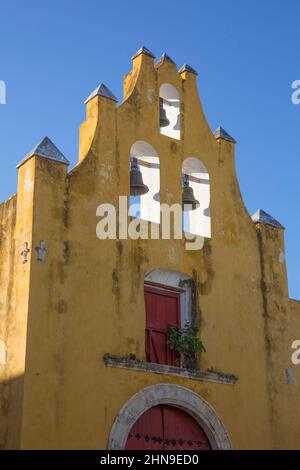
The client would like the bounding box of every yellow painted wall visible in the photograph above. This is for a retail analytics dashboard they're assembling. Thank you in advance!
[0,50,299,449]
[0,194,23,450]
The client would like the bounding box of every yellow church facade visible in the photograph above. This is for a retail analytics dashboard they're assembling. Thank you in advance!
[0,46,299,450]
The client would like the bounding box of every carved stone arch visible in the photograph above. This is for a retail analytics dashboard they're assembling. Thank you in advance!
[108,384,232,450]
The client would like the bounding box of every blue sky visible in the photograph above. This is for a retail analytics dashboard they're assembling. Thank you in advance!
[0,0,299,298]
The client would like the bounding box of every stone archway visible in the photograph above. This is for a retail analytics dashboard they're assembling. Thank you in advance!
[108,384,232,450]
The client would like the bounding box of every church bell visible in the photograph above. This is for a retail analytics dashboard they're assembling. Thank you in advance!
[130,158,149,196]
[182,175,200,211]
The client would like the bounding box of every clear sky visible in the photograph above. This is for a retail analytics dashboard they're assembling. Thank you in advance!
[0,0,299,299]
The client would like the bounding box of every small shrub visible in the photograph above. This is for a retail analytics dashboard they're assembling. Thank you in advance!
[168,322,206,369]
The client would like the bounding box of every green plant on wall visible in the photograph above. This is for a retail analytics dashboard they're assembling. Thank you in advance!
[168,322,206,369]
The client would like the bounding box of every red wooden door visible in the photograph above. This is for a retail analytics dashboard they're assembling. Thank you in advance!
[144,285,180,366]
[125,405,211,450]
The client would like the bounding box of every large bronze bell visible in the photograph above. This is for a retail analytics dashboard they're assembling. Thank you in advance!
[182,175,200,211]
[159,98,170,127]
[130,158,149,196]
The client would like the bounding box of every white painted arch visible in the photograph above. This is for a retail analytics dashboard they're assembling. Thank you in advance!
[129,141,160,224]
[108,384,232,450]
[182,157,211,238]
[160,83,180,140]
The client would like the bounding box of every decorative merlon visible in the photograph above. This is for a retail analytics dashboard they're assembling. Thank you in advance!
[156,52,176,67]
[178,64,198,75]
[84,83,118,104]
[214,126,236,144]
[16,137,70,169]
[103,354,238,385]
[252,209,285,229]
[132,45,155,60]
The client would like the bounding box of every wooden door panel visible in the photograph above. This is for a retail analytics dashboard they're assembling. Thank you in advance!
[125,405,164,450]
[163,405,211,450]
[145,288,179,329]
[125,405,211,450]
[144,285,180,366]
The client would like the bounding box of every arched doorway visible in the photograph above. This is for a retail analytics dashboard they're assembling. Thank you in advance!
[108,384,232,450]
[125,404,211,450]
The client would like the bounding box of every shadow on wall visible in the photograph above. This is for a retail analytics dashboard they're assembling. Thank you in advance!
[160,84,180,140]
[0,374,24,450]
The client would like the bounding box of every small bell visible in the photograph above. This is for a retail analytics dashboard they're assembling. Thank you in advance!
[130,158,149,196]
[159,98,170,127]
[182,175,200,211]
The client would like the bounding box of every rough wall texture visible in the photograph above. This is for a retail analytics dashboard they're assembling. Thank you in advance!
[0,194,24,449]
[0,50,299,449]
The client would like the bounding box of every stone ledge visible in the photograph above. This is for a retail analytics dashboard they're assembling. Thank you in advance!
[103,355,237,385]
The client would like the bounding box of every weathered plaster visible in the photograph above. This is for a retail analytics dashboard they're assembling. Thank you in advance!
[0,48,299,450]
[104,354,238,385]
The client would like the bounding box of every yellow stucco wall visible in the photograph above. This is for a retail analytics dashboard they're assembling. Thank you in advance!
[0,194,23,450]
[0,50,299,450]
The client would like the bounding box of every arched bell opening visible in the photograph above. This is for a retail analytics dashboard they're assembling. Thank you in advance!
[129,141,160,224]
[159,84,180,140]
[182,158,211,238]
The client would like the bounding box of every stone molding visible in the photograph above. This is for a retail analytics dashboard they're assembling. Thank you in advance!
[108,383,232,450]
[104,354,237,385]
